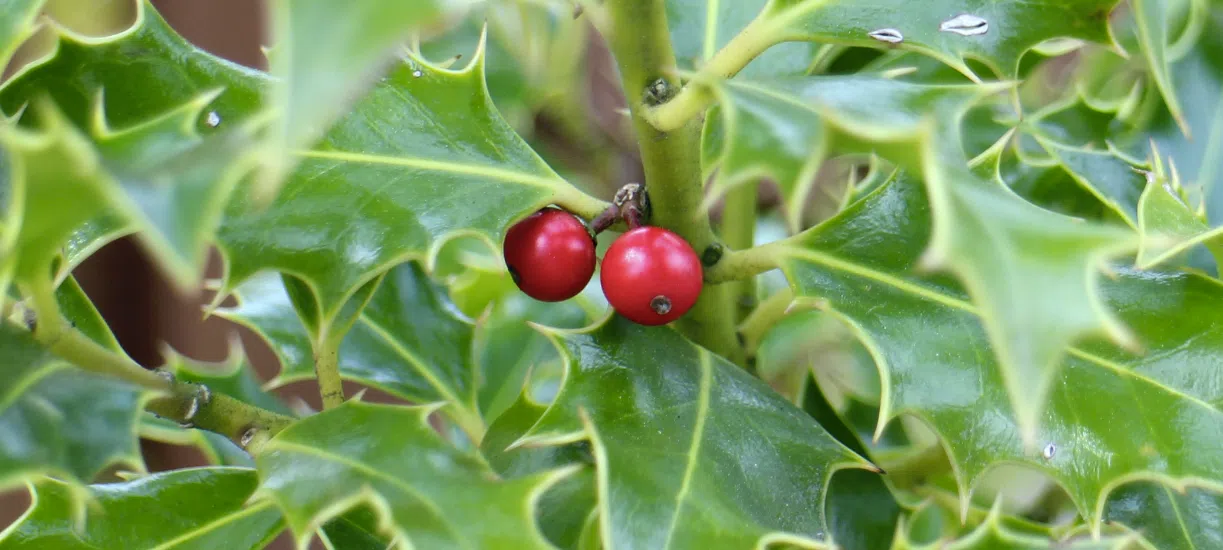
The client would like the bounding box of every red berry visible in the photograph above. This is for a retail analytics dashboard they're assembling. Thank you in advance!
[503,207,596,302]
[600,226,703,326]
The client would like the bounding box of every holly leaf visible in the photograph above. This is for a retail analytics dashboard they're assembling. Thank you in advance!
[0,1,269,290]
[772,172,1223,531]
[216,43,606,329]
[515,316,873,549]
[0,467,284,549]
[1104,482,1223,550]
[666,0,769,70]
[0,324,146,494]
[254,401,576,549]
[218,261,490,437]
[0,0,43,67]
[260,0,460,194]
[751,0,1119,78]
[892,502,1138,549]
[0,1,266,131]
[706,73,1139,444]
[482,394,597,550]
[699,73,990,231]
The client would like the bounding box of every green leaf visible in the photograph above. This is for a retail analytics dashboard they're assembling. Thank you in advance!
[707,73,1139,443]
[216,45,605,323]
[476,289,591,423]
[483,394,596,550]
[0,0,43,67]
[260,0,459,193]
[517,316,872,549]
[0,467,284,550]
[1104,482,1223,549]
[0,1,266,132]
[1130,0,1189,135]
[754,0,1120,78]
[0,323,145,492]
[254,401,575,548]
[219,261,489,437]
[666,0,769,69]
[893,502,1138,549]
[774,173,1223,529]
[317,506,392,550]
[0,1,269,289]
[700,73,989,231]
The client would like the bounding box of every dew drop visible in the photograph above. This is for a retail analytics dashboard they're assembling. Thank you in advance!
[412,69,423,78]
[939,14,989,36]
[1042,442,1057,460]
[868,28,904,44]
[205,111,221,127]
[240,428,259,448]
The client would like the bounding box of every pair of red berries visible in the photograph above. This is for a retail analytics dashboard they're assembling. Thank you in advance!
[502,207,703,326]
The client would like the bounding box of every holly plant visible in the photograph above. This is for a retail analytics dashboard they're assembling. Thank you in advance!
[2,0,1221,548]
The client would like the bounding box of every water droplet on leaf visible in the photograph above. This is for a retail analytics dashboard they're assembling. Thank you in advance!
[939,14,988,36]
[412,69,423,78]
[868,28,904,43]
[1042,443,1056,460]
[205,111,221,127]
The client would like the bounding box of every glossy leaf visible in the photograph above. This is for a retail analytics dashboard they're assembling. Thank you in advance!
[483,394,597,550]
[517,316,872,549]
[700,74,990,231]
[666,0,769,70]
[219,262,489,436]
[758,0,1119,77]
[255,401,574,549]
[1139,5,1223,255]
[216,45,605,323]
[0,1,266,131]
[0,323,145,492]
[1131,0,1188,134]
[261,0,457,191]
[0,467,284,550]
[0,0,269,289]
[707,72,1139,444]
[893,503,1137,549]
[0,0,42,66]
[1104,482,1223,550]
[774,172,1223,529]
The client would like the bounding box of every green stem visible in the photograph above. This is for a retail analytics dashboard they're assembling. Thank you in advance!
[737,287,793,357]
[24,277,295,452]
[146,383,295,454]
[719,182,759,321]
[606,0,742,364]
[31,318,295,452]
[643,11,779,132]
[704,239,785,284]
[314,336,345,409]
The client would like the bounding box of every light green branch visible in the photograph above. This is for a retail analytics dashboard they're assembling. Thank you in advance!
[23,280,295,452]
[720,182,760,321]
[703,239,784,284]
[642,11,780,132]
[605,0,743,364]
[314,331,345,409]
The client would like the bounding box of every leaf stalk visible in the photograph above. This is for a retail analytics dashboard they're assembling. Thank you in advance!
[642,11,778,132]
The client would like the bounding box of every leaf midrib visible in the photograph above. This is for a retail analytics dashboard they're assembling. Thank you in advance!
[660,350,713,549]
[147,500,277,550]
[785,245,1223,416]
[295,150,565,191]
